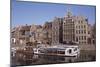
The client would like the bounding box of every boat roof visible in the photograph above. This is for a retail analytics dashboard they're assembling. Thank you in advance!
[44,48,66,51]
[51,45,79,48]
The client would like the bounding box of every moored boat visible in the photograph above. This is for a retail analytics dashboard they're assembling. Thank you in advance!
[33,45,80,57]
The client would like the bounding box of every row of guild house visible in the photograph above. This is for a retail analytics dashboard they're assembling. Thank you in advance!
[52,11,95,45]
[11,10,96,47]
[11,22,52,47]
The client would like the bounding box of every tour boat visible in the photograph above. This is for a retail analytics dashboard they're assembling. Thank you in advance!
[33,45,80,57]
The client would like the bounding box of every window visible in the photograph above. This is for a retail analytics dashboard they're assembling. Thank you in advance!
[73,36,75,40]
[82,36,83,40]
[78,20,80,24]
[84,36,86,40]
[68,49,72,54]
[79,26,80,29]
[84,41,86,44]
[76,37,78,42]
[84,25,86,28]
[79,30,80,34]
[76,26,78,28]
[79,36,80,40]
[81,30,83,34]
[76,30,78,34]
[88,31,90,34]
[84,30,86,34]
[22,31,25,35]
[58,51,65,54]
[81,25,83,28]
[74,48,77,51]
[81,21,83,24]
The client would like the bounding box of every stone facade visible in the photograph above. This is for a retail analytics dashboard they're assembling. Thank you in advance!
[11,24,31,46]
[30,22,52,45]
[11,11,95,46]
[74,16,89,45]
[87,23,96,45]
[52,17,63,44]
[52,11,91,45]
[30,24,42,43]
[42,22,52,44]
[63,12,75,43]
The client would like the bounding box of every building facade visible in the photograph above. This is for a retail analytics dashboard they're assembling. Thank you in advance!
[52,11,89,45]
[30,24,42,43]
[30,22,52,45]
[42,22,52,44]
[74,16,89,45]
[11,25,31,46]
[11,11,95,46]
[52,17,63,44]
[63,12,75,43]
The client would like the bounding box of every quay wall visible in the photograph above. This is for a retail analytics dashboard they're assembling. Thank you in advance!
[78,44,96,51]
[12,44,96,51]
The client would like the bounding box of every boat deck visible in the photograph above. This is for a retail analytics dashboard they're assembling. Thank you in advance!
[34,53,76,57]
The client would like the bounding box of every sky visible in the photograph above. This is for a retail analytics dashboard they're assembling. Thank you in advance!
[11,0,96,27]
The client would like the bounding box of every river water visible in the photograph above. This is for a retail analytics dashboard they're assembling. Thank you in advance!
[11,50,96,67]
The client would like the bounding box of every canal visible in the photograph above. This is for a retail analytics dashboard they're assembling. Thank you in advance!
[11,50,96,67]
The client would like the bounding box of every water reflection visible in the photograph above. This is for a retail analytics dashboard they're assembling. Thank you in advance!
[11,50,96,66]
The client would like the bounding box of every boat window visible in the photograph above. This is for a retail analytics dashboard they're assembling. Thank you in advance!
[38,50,41,52]
[69,49,72,54]
[74,48,77,51]
[58,51,65,54]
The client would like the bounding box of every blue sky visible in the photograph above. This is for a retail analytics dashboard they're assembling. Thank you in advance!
[11,0,96,27]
